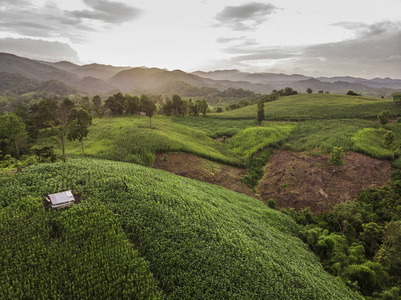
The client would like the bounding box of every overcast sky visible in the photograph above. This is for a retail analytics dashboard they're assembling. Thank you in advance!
[0,0,400,78]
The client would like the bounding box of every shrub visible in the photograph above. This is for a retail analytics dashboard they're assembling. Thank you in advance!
[377,110,392,126]
[267,198,277,209]
[328,147,345,166]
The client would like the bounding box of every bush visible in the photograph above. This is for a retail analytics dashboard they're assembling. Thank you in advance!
[267,198,277,209]
[378,110,392,126]
[328,147,345,166]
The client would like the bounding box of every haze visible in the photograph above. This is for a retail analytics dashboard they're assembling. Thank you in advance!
[0,0,400,79]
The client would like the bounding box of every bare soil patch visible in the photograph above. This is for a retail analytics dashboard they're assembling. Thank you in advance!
[257,150,391,213]
[153,153,254,197]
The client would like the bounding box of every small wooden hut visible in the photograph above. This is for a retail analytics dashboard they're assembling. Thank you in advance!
[46,190,75,209]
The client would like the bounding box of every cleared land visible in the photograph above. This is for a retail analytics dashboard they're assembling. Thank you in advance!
[257,150,391,213]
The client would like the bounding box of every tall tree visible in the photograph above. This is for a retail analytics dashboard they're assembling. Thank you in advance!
[56,98,75,162]
[67,108,92,157]
[198,99,208,117]
[0,113,26,159]
[140,94,157,128]
[257,99,265,124]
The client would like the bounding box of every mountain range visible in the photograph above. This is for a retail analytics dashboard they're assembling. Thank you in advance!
[0,52,400,100]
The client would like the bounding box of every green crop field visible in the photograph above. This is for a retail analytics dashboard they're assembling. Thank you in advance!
[0,158,361,299]
[211,94,401,120]
[39,116,245,167]
[227,123,295,158]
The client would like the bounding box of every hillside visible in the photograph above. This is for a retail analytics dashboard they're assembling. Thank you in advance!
[0,52,78,84]
[0,158,361,299]
[213,94,401,120]
[0,53,117,95]
[0,72,78,97]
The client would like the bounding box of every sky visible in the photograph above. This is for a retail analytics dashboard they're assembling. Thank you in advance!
[0,0,400,79]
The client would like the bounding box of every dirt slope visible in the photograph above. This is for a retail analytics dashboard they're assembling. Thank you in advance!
[153,153,254,197]
[257,150,391,213]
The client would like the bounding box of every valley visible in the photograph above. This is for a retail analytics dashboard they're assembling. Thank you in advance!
[2,53,401,299]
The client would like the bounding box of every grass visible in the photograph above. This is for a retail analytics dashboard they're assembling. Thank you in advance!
[38,116,245,167]
[283,119,378,153]
[227,122,295,159]
[211,94,401,120]
[171,117,255,138]
[0,158,361,299]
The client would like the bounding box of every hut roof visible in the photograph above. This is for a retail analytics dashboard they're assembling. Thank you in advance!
[48,190,75,209]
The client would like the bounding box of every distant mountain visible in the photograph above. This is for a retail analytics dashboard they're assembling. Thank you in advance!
[47,61,132,79]
[317,76,401,89]
[0,52,78,85]
[1,53,400,99]
[0,72,78,96]
[109,67,273,95]
[193,70,311,84]
[0,53,116,94]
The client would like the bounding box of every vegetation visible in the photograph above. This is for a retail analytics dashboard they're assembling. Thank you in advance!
[212,94,401,120]
[328,147,346,166]
[0,158,360,299]
[281,178,401,299]
[377,110,392,126]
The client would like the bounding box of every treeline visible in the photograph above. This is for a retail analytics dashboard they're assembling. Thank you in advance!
[0,92,210,164]
[278,177,401,299]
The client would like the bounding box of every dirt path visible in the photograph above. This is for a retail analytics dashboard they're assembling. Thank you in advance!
[153,153,254,197]
[257,150,391,213]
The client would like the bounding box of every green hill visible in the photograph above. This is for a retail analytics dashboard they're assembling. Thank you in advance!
[212,94,401,120]
[39,116,246,167]
[0,158,361,299]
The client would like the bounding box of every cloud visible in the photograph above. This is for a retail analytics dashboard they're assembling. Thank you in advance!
[0,1,142,42]
[214,21,401,78]
[0,38,81,63]
[67,0,142,24]
[215,2,279,31]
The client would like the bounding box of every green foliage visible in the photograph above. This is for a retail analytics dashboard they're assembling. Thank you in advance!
[378,110,392,126]
[352,127,401,160]
[347,90,361,96]
[384,130,395,148]
[0,158,360,299]
[328,147,345,166]
[282,183,401,298]
[393,93,401,105]
[241,149,272,188]
[227,123,295,159]
[0,203,162,299]
[31,145,56,162]
[211,94,401,120]
[256,98,265,124]
[42,117,244,167]
[267,198,277,209]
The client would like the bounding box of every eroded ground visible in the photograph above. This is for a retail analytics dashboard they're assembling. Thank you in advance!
[257,150,391,213]
[153,150,391,214]
[153,152,254,197]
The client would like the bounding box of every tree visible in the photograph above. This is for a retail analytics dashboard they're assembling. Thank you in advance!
[328,147,345,166]
[67,108,92,157]
[393,93,401,105]
[56,98,75,163]
[347,90,360,96]
[0,113,26,159]
[124,95,140,115]
[257,98,265,124]
[198,99,208,117]
[140,94,157,128]
[306,88,313,94]
[384,130,395,148]
[378,110,392,126]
